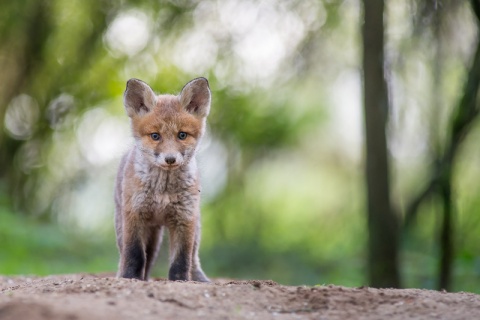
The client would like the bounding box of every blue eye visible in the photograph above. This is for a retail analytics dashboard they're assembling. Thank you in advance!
[178,132,187,140]
[151,133,160,141]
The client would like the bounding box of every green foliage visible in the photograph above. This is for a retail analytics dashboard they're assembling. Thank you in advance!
[0,204,117,276]
[211,87,325,152]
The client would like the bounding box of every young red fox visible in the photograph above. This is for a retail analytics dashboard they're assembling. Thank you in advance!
[114,78,210,282]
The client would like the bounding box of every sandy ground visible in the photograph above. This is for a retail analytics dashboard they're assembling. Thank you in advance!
[1,273,480,319]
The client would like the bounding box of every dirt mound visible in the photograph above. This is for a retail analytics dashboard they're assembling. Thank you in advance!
[1,274,479,319]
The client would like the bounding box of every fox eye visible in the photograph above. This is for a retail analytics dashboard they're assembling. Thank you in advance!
[150,133,160,141]
[178,132,187,140]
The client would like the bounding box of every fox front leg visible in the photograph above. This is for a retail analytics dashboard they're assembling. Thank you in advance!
[119,240,145,280]
[191,219,209,282]
[168,223,195,281]
[119,224,146,280]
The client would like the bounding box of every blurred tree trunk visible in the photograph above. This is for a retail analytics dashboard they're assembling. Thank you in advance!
[438,174,453,290]
[0,1,110,213]
[0,1,53,205]
[362,0,401,288]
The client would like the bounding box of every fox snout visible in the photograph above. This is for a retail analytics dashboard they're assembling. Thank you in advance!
[165,155,176,165]
[156,152,184,168]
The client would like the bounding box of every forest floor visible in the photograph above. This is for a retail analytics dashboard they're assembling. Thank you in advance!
[1,273,480,319]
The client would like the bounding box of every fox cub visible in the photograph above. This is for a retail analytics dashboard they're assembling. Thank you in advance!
[114,78,210,282]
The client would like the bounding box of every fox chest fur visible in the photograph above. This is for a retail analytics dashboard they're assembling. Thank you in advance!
[122,148,200,225]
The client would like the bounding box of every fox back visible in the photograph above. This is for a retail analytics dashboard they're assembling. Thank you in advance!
[114,78,211,282]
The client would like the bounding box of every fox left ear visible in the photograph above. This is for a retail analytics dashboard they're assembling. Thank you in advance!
[124,79,156,118]
[179,78,211,118]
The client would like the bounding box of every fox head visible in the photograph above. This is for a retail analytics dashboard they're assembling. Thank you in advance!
[124,78,211,170]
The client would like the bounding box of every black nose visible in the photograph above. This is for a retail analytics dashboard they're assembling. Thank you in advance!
[165,156,176,165]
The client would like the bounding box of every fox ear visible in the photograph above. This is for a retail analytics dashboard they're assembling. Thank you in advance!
[124,79,156,117]
[179,78,211,118]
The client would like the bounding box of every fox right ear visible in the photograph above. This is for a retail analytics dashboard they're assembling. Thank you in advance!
[179,77,211,118]
[124,79,156,117]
